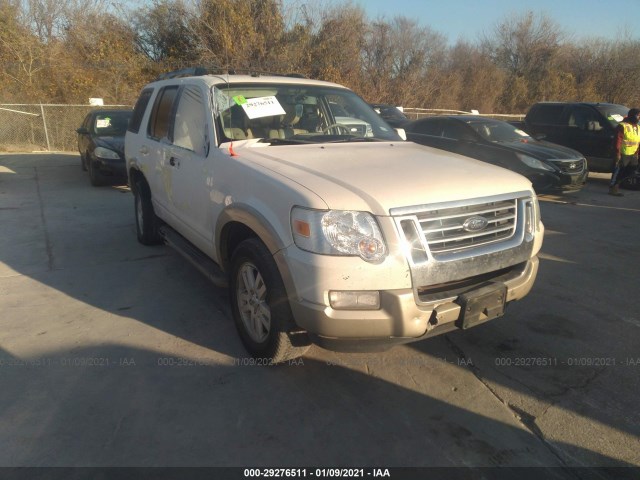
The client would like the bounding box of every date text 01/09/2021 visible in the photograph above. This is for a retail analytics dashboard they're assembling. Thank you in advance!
[243,468,391,478]
[493,357,638,367]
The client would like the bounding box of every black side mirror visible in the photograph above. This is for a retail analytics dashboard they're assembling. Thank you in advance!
[76,127,89,135]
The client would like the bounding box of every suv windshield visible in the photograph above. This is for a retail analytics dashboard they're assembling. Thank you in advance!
[463,118,532,143]
[595,104,629,127]
[213,83,401,144]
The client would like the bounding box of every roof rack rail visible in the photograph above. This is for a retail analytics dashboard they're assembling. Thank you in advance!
[218,68,307,79]
[155,67,209,81]
[155,66,308,81]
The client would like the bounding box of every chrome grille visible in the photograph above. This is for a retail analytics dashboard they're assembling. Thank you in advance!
[418,199,517,254]
[550,158,586,173]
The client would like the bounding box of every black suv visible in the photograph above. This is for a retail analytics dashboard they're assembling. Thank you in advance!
[518,102,628,173]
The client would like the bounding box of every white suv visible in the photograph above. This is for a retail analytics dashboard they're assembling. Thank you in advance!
[125,69,544,363]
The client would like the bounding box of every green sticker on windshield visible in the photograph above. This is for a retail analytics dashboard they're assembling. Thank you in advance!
[233,95,247,105]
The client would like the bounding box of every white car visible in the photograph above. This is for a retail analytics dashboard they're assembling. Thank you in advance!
[125,69,544,363]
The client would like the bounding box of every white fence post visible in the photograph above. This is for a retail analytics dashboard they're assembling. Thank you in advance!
[40,104,51,151]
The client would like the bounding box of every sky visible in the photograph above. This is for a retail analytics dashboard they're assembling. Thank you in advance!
[319,0,639,44]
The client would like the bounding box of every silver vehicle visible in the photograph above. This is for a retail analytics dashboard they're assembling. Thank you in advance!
[125,69,544,363]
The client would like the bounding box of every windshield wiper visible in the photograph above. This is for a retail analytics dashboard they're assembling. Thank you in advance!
[260,138,317,145]
[325,136,384,143]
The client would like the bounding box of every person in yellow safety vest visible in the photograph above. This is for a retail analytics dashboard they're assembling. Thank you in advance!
[609,108,640,196]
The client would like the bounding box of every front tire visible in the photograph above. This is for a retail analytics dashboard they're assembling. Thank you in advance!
[88,158,105,186]
[133,179,162,245]
[229,238,310,363]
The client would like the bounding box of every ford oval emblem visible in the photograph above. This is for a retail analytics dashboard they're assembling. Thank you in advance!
[463,215,489,232]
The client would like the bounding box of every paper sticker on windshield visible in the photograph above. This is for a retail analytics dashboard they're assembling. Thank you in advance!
[237,96,285,119]
[609,114,624,122]
[515,129,529,136]
[96,118,111,128]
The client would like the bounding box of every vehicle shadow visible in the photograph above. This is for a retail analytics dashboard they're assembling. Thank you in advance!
[0,153,241,357]
[0,154,638,471]
[0,343,634,474]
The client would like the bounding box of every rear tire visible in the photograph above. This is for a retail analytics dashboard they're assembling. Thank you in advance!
[133,178,162,245]
[229,238,310,364]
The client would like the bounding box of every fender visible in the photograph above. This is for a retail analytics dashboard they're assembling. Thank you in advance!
[215,203,291,264]
[215,203,300,303]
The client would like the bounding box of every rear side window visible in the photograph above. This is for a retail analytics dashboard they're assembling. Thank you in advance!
[442,120,475,141]
[568,106,600,130]
[408,118,443,136]
[128,88,153,134]
[148,86,179,140]
[528,105,565,125]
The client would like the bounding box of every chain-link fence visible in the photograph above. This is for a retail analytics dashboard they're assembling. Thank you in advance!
[402,108,525,122]
[0,104,526,153]
[0,104,131,152]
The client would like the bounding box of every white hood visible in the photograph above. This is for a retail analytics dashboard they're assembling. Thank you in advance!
[223,140,534,215]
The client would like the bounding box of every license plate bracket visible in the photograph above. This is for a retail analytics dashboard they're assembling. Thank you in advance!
[455,283,507,330]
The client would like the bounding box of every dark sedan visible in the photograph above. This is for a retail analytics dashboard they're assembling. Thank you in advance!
[404,115,588,193]
[76,109,132,186]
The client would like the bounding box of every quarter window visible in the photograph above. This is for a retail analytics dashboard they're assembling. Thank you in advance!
[528,105,564,125]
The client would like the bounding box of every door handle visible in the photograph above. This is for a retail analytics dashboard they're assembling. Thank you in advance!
[169,157,180,167]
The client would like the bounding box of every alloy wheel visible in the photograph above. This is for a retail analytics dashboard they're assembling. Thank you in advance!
[236,262,271,343]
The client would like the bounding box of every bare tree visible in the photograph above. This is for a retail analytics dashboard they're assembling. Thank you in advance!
[3,1,640,111]
[192,0,284,71]
[132,0,199,64]
[306,3,366,88]
[0,0,49,100]
[361,20,394,101]
[444,41,505,113]
[361,16,446,106]
[482,12,563,76]
[58,2,148,103]
[481,12,564,110]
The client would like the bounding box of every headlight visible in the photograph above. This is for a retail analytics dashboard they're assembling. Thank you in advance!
[94,147,120,159]
[516,153,554,171]
[525,195,542,236]
[291,207,387,262]
[534,195,541,230]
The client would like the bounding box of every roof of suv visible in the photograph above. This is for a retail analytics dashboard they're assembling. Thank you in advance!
[149,73,348,90]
